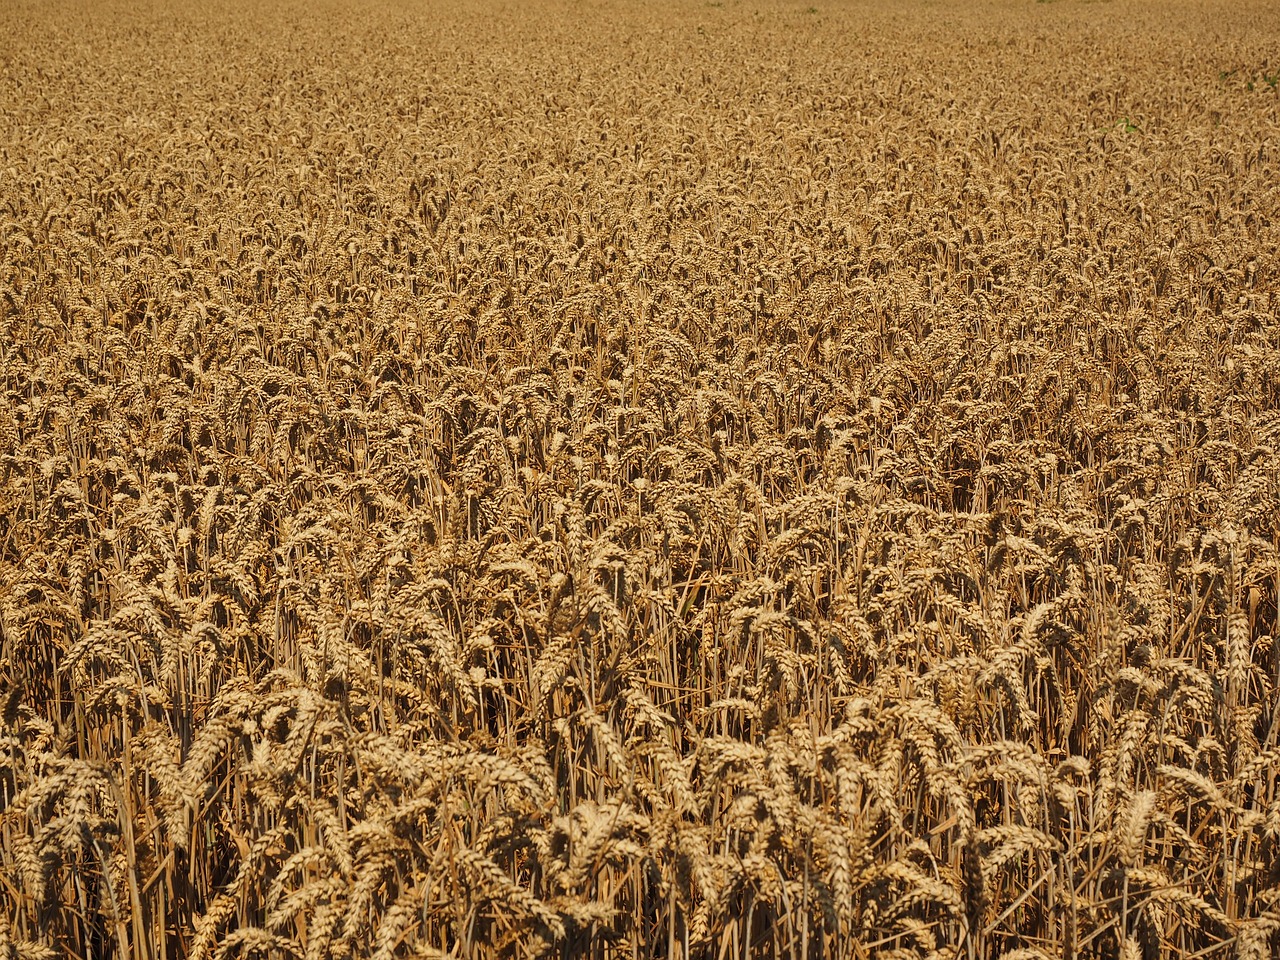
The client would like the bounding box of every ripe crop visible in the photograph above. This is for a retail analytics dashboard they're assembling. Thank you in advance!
[1,0,1278,957]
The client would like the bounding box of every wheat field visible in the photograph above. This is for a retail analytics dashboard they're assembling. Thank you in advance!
[1,0,1278,957]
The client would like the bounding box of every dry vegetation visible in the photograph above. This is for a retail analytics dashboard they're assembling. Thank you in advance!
[2,0,1279,956]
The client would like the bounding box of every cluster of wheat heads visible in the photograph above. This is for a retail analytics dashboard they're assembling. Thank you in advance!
[2,0,1279,957]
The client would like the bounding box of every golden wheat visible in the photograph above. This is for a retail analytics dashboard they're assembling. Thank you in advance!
[2,0,1279,957]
